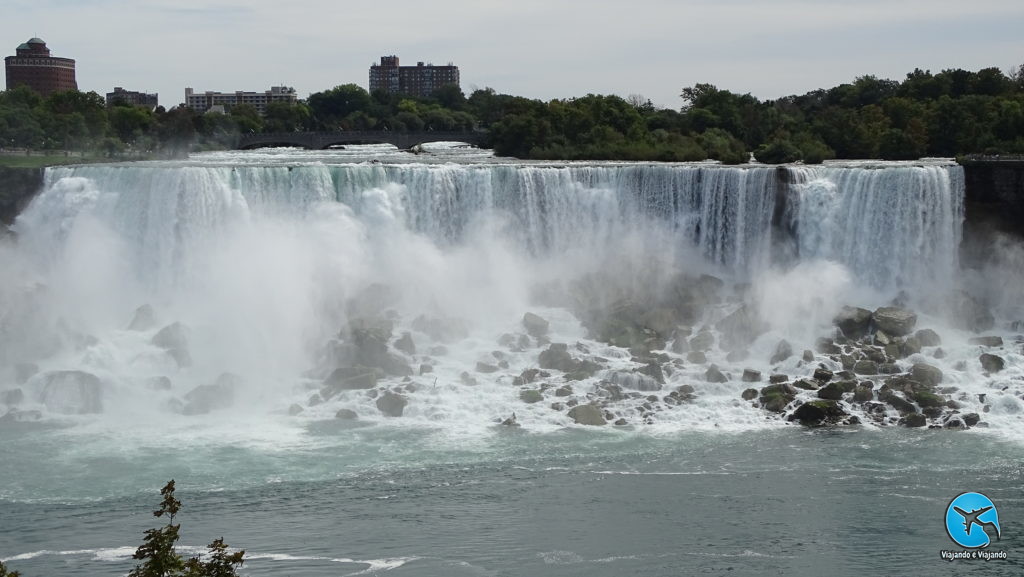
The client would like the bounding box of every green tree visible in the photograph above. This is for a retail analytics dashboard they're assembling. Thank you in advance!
[308,84,371,129]
[182,539,244,577]
[0,560,21,577]
[129,480,185,577]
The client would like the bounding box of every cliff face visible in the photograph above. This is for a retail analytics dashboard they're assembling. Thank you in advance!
[962,160,1024,236]
[0,167,44,226]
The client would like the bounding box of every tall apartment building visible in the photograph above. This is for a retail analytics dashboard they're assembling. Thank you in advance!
[184,86,297,114]
[369,56,459,99]
[106,87,158,110]
[4,38,77,97]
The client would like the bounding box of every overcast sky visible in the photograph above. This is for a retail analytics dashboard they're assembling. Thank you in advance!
[3,0,1023,109]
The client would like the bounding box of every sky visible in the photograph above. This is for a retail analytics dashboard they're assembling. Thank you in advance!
[3,0,1023,110]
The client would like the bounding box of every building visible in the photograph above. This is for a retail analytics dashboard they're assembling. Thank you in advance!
[369,56,459,99]
[4,38,77,97]
[106,87,158,109]
[184,86,297,115]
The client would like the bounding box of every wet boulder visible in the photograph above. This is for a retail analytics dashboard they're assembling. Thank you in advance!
[910,363,943,387]
[817,380,855,401]
[182,373,241,415]
[522,312,550,338]
[39,370,103,414]
[376,391,408,417]
[688,330,715,353]
[914,328,942,347]
[716,305,766,350]
[969,336,1004,348]
[519,389,544,404]
[568,404,607,426]
[151,322,192,368]
[335,408,359,420]
[393,332,416,355]
[323,366,378,396]
[980,353,1005,373]
[127,304,157,331]
[899,413,927,428]
[608,370,661,392]
[704,365,729,383]
[789,400,847,426]
[769,339,793,364]
[872,307,917,337]
[852,360,879,375]
[741,369,762,383]
[538,343,577,372]
[834,306,873,339]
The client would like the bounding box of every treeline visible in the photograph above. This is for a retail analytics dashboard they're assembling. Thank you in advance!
[2,64,1023,162]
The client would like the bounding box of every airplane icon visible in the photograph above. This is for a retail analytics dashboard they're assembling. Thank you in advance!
[953,506,1001,541]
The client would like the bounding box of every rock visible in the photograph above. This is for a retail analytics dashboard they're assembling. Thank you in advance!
[914,329,941,347]
[14,363,38,385]
[1,388,24,406]
[394,332,416,355]
[900,413,927,428]
[308,393,323,407]
[519,389,544,404]
[288,404,304,416]
[555,385,573,397]
[852,360,878,375]
[335,408,359,420]
[151,322,192,367]
[419,364,433,375]
[741,369,761,383]
[769,339,793,364]
[769,374,788,384]
[911,363,943,387]
[910,389,945,408]
[817,382,849,401]
[853,384,874,402]
[963,413,981,427]
[759,383,796,413]
[614,418,628,426]
[793,379,819,391]
[517,334,532,349]
[813,368,834,383]
[500,413,520,427]
[790,400,847,426]
[688,331,715,353]
[704,365,729,383]
[376,391,408,417]
[901,337,922,357]
[39,370,103,414]
[568,404,606,426]
[147,376,173,391]
[539,343,576,372]
[980,353,1005,373]
[686,351,707,364]
[565,359,604,381]
[816,338,842,355]
[0,408,42,423]
[608,371,661,392]
[182,373,241,415]
[933,347,946,359]
[952,291,994,333]
[802,350,814,362]
[522,312,550,338]
[741,388,758,401]
[670,335,690,354]
[716,305,766,350]
[127,304,157,331]
[476,362,500,374]
[873,307,917,337]
[324,366,378,392]
[834,306,873,339]
[460,372,478,386]
[969,336,1004,348]
[879,389,917,414]
[874,330,892,346]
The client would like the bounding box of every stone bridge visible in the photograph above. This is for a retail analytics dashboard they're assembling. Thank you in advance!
[237,130,486,150]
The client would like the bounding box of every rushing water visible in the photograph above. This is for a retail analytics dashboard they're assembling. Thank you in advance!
[1,147,1022,576]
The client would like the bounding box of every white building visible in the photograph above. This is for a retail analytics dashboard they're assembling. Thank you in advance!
[184,86,297,115]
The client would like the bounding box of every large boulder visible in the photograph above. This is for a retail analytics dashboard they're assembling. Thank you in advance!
[538,343,577,372]
[789,400,847,426]
[39,371,103,414]
[872,307,917,337]
[834,306,873,339]
[980,353,1005,373]
[704,365,729,383]
[376,391,408,417]
[182,373,241,415]
[522,312,550,338]
[716,305,766,351]
[127,304,157,331]
[769,339,793,365]
[568,404,606,426]
[323,366,378,395]
[914,329,942,347]
[910,363,943,387]
[151,322,192,367]
[969,336,1003,348]
[393,332,416,355]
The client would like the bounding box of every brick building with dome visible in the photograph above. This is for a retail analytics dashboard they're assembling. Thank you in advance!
[5,38,77,97]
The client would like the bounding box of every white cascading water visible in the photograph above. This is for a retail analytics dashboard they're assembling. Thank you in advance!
[4,151,1021,440]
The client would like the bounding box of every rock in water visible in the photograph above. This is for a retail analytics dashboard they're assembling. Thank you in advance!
[335,408,359,420]
[716,305,765,351]
[323,366,378,393]
[151,322,192,367]
[127,304,157,331]
[522,312,550,338]
[833,306,872,339]
[538,343,577,372]
[910,363,943,387]
[741,369,762,383]
[704,365,729,383]
[394,332,416,355]
[872,307,917,337]
[969,336,1003,348]
[914,328,942,347]
[769,340,793,364]
[568,404,606,426]
[519,389,544,404]
[182,373,241,415]
[39,371,103,414]
[608,371,661,392]
[376,391,408,417]
[980,353,1005,373]
[790,400,847,426]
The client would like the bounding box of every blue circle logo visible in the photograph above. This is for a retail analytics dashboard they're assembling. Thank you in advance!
[945,492,1001,549]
